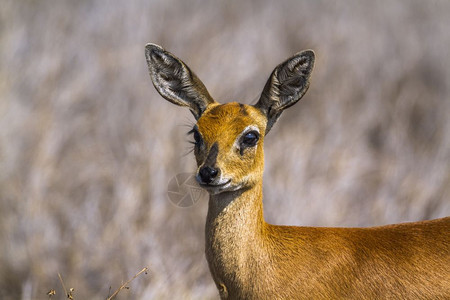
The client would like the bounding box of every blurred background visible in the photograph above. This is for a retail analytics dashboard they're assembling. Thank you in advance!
[1,0,449,299]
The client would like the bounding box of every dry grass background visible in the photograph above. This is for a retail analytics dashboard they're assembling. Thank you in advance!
[1,0,449,299]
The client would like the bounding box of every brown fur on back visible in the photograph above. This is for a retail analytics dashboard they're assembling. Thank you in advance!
[206,181,450,299]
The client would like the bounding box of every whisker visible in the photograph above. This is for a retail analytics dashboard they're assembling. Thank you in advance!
[182,145,195,157]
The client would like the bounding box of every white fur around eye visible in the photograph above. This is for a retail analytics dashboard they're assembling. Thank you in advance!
[233,125,260,151]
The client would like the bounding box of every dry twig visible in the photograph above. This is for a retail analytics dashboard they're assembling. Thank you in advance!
[58,273,74,299]
[106,267,149,300]
[58,273,68,298]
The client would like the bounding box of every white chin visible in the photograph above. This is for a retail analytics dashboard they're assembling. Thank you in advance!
[205,182,242,195]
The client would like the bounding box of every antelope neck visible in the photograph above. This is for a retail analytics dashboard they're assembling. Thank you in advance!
[205,181,268,280]
[207,181,265,235]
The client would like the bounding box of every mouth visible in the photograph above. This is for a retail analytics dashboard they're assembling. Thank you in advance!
[198,179,231,189]
[197,179,244,195]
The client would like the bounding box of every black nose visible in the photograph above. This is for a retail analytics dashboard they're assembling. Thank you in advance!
[198,166,219,184]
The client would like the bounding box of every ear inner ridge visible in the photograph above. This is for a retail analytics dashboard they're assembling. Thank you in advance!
[145,43,216,119]
[254,50,315,134]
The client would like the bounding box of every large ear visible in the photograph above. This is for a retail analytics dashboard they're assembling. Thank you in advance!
[145,44,215,119]
[254,50,315,133]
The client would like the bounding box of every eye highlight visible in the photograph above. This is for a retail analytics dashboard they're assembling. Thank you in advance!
[241,130,259,147]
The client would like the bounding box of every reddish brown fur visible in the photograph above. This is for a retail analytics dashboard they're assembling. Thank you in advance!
[201,104,450,299]
[196,103,266,189]
[145,44,450,299]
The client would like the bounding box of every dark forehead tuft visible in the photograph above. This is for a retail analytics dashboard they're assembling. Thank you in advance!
[239,103,249,116]
[208,102,249,116]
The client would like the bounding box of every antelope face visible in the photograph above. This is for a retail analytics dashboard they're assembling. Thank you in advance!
[193,103,267,194]
[145,43,314,195]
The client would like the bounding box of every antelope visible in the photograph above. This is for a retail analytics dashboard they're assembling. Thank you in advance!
[145,43,450,299]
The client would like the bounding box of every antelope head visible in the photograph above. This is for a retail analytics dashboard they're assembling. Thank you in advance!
[145,44,314,195]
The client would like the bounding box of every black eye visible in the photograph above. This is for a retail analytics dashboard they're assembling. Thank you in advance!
[193,130,201,145]
[188,128,202,147]
[241,131,259,147]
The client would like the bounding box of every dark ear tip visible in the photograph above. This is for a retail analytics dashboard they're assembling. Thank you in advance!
[145,43,164,52]
[299,49,315,62]
[290,49,315,72]
[145,43,165,60]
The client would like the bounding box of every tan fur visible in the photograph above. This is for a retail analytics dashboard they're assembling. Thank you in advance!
[196,103,266,188]
[145,44,450,299]
[201,104,450,299]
